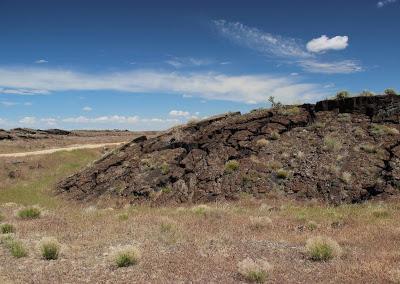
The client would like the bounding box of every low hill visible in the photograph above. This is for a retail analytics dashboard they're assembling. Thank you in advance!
[57,95,400,204]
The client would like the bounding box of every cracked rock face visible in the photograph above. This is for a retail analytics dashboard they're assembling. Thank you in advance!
[57,95,400,204]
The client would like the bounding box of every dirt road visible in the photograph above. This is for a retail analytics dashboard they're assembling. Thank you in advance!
[0,142,126,158]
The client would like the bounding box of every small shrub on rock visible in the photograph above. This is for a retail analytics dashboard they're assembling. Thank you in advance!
[270,131,280,140]
[160,162,170,175]
[238,257,271,283]
[0,223,15,234]
[335,91,350,100]
[224,160,240,173]
[256,138,269,147]
[17,207,41,219]
[360,90,375,97]
[384,88,398,96]
[40,237,61,260]
[306,236,342,261]
[276,169,289,179]
[371,124,399,136]
[113,245,141,267]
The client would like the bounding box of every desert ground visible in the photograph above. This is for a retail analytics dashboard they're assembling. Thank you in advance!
[1,132,400,283]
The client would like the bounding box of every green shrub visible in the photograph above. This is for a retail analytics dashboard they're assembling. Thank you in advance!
[40,237,61,260]
[384,88,398,96]
[17,207,41,219]
[113,245,141,267]
[0,223,15,234]
[336,91,350,100]
[238,257,271,283]
[224,160,240,173]
[306,221,318,231]
[305,236,342,261]
[276,169,289,179]
[160,162,170,175]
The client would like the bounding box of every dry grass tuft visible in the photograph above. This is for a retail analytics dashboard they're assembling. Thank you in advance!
[371,124,399,136]
[40,237,61,260]
[270,131,280,140]
[249,216,272,230]
[112,245,141,268]
[256,138,269,147]
[238,257,272,283]
[341,172,352,184]
[305,236,342,261]
[276,168,289,179]
[323,136,342,152]
[1,234,27,258]
[17,206,41,219]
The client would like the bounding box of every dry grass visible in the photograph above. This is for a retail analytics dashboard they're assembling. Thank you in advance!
[238,257,272,283]
[305,236,342,261]
[39,237,60,260]
[1,149,400,282]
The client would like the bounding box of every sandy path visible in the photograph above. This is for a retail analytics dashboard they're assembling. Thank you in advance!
[0,142,126,158]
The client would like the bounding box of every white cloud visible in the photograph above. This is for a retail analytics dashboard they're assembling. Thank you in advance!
[213,20,362,74]
[19,116,37,125]
[0,67,328,104]
[299,60,363,74]
[62,115,140,124]
[1,101,18,107]
[40,118,57,126]
[82,106,92,112]
[165,56,212,68]
[35,59,48,64]
[377,0,397,7]
[169,110,190,117]
[306,35,348,53]
[0,118,7,125]
[0,88,50,95]
[213,19,311,59]
[24,102,32,106]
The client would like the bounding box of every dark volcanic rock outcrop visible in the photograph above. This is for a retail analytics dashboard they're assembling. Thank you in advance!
[57,95,400,204]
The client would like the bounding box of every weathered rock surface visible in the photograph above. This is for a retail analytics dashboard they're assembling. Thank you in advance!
[57,95,400,204]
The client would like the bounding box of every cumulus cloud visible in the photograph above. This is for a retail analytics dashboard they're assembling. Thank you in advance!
[377,0,397,7]
[0,67,328,104]
[306,35,349,53]
[169,110,190,117]
[213,20,361,74]
[82,106,92,112]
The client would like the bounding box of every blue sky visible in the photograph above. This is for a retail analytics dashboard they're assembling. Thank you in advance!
[0,0,399,130]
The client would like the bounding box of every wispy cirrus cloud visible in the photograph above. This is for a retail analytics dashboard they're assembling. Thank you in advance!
[165,56,212,68]
[0,67,327,104]
[0,88,50,95]
[377,0,397,8]
[35,59,48,64]
[213,20,362,74]
[213,19,311,59]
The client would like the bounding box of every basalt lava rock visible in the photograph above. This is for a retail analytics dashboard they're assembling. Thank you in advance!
[57,95,400,204]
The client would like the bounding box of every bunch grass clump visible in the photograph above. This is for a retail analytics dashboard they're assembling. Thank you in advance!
[276,168,289,179]
[1,235,27,258]
[371,124,399,136]
[17,206,41,219]
[0,223,15,234]
[270,131,280,140]
[238,257,271,283]
[256,138,269,147]
[113,245,141,267]
[40,237,61,260]
[323,136,342,152]
[249,216,272,230]
[305,236,342,261]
